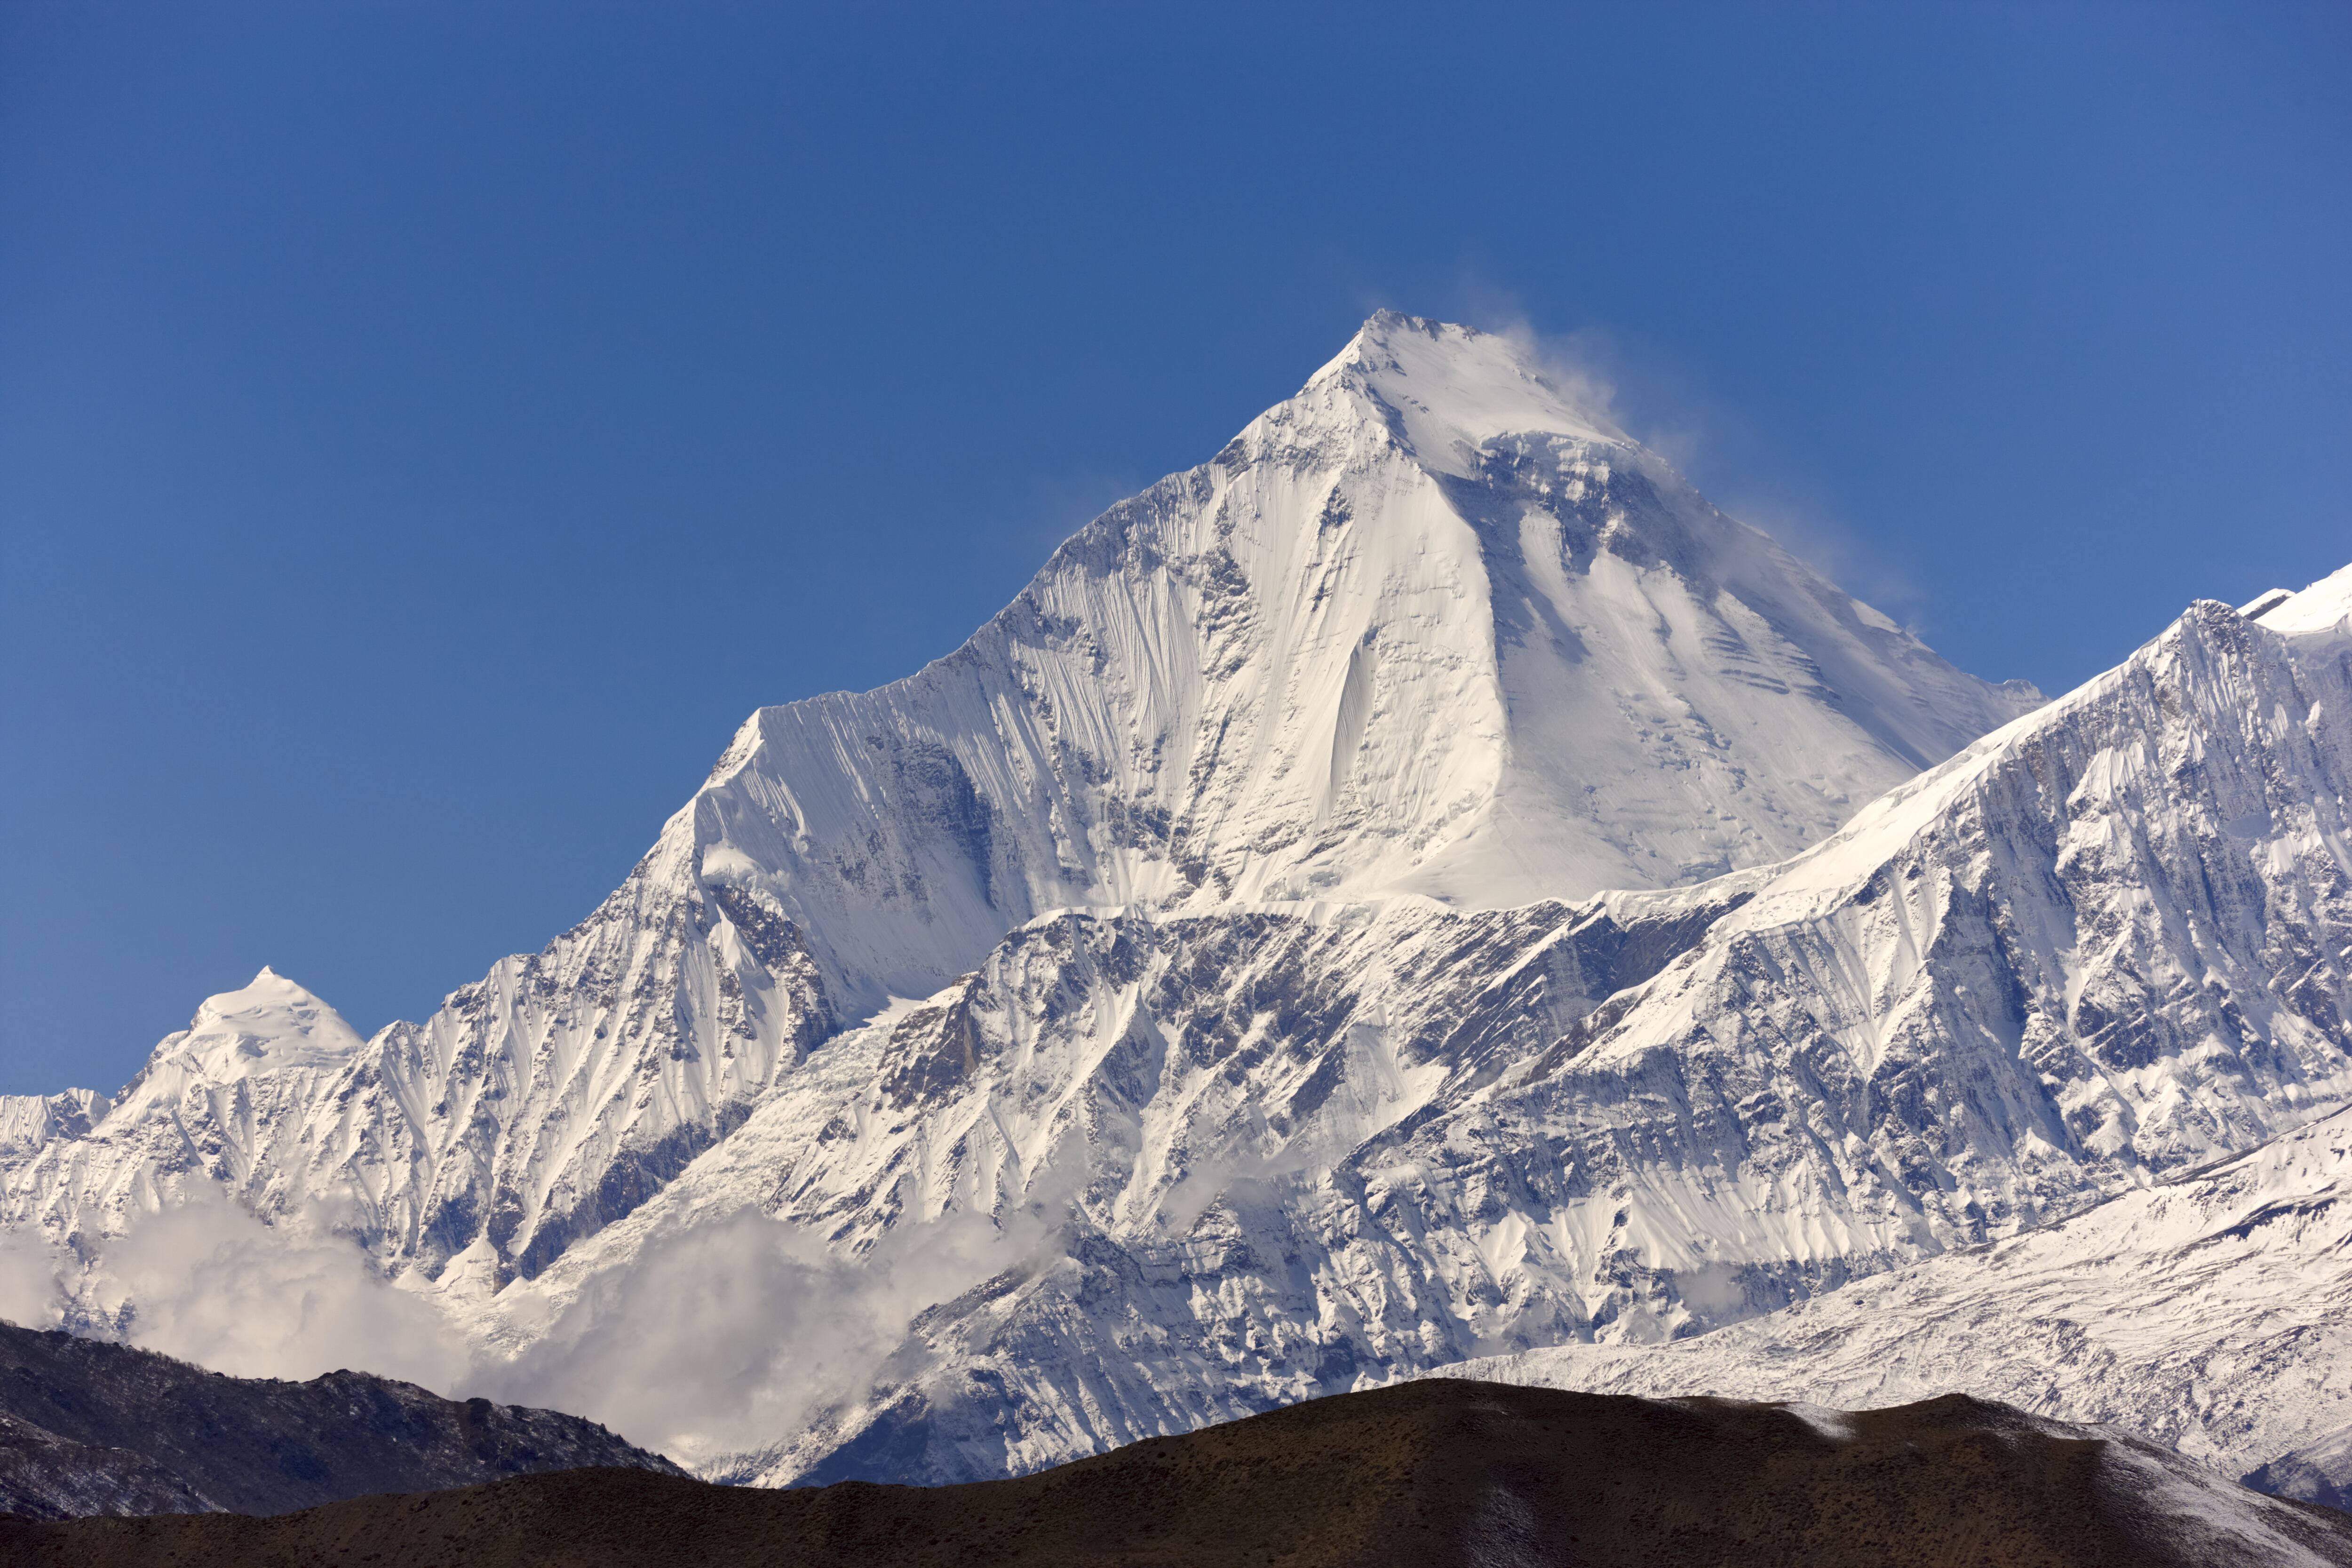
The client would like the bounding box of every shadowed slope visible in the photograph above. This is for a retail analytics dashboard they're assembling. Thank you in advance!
[5,1381,2345,1567]
[0,1321,682,1519]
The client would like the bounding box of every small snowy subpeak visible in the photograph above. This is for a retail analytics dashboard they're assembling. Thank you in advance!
[6,866,830,1289]
[3,971,371,1233]
[113,967,366,1110]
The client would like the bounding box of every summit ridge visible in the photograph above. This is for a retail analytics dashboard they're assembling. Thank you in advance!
[1306,311,1629,462]
[680,311,2039,1011]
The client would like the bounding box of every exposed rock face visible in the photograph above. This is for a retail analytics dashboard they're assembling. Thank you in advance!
[0,1092,106,1159]
[0,1319,682,1520]
[0,1412,209,1521]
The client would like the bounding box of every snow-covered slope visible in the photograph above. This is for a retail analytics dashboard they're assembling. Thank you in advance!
[1440,1099,2352,1496]
[0,1093,104,1160]
[476,562,2352,1482]
[1,314,2034,1292]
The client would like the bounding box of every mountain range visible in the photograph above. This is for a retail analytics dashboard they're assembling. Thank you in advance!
[3,314,2346,1503]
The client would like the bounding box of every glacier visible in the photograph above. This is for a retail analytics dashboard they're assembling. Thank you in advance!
[4,316,2347,1498]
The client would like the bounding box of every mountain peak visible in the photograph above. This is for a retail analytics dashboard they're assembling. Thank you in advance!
[657,314,2042,1021]
[113,967,367,1109]
[1307,313,1625,475]
[2251,561,2352,636]
[9,317,2049,1310]
[196,965,329,1021]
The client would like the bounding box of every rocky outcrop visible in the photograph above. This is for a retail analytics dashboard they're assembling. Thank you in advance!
[0,1319,682,1519]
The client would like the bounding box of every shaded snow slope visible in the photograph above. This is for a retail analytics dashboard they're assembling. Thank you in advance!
[2254,1423,2352,1514]
[1440,1101,2352,1499]
[1,314,2034,1292]
[476,566,2352,1482]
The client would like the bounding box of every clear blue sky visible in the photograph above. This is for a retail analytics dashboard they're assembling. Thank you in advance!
[3,2,2346,1094]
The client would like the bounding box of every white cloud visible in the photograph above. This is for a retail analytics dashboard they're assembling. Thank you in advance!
[489,1172,1078,1465]
[78,1193,473,1390]
[0,1229,66,1328]
[19,1129,1082,1469]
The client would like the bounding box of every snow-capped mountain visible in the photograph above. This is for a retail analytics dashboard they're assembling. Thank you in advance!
[506,562,2352,1483]
[5,317,2345,1501]
[0,314,2034,1291]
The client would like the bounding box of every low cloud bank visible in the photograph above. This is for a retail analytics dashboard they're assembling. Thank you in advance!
[0,1175,1074,1472]
[492,1199,1060,1466]
[0,1193,472,1391]
[0,1228,65,1327]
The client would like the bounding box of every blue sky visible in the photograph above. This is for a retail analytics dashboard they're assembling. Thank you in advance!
[3,1,2347,1093]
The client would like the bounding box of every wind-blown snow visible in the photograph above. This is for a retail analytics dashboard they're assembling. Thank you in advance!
[2255,562,2352,636]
